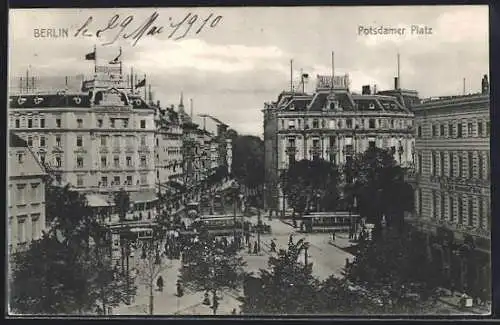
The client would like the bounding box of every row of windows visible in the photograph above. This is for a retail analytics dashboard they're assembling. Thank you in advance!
[24,134,151,149]
[12,117,148,129]
[417,120,490,138]
[75,174,149,187]
[9,183,42,205]
[417,150,489,179]
[417,189,490,230]
[11,213,42,245]
[281,117,412,130]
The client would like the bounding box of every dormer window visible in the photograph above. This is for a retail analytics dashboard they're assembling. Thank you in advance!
[288,120,295,130]
[290,104,295,111]
[368,103,375,110]
[346,119,353,129]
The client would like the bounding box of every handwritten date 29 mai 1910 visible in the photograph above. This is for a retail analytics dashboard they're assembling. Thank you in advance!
[74,12,223,46]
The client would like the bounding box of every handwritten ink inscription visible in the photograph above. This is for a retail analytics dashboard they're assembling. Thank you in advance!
[74,12,223,46]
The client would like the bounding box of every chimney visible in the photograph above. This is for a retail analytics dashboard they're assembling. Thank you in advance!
[362,85,371,95]
[482,74,489,95]
[373,84,378,94]
[394,77,399,90]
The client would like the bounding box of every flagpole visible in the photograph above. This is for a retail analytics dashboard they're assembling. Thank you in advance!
[131,67,134,92]
[94,45,97,74]
[144,74,147,100]
[119,46,123,76]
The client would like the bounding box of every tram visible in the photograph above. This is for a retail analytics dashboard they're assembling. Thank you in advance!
[300,212,361,233]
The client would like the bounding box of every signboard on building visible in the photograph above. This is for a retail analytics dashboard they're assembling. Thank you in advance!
[316,75,350,90]
[96,65,121,75]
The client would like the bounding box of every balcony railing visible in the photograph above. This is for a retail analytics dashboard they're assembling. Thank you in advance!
[112,146,121,153]
[310,146,321,155]
[138,145,151,152]
[125,146,135,153]
[285,146,297,154]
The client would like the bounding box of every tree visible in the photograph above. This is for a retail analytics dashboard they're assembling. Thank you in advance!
[344,227,439,314]
[179,236,246,314]
[346,147,413,229]
[241,239,366,315]
[231,135,265,190]
[113,188,131,221]
[10,185,135,315]
[281,159,340,216]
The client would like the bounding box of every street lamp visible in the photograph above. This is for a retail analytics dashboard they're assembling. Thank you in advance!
[231,182,240,246]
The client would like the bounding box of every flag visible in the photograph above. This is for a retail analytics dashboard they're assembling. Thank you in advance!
[135,78,146,88]
[85,50,96,60]
[109,49,122,64]
[302,73,309,79]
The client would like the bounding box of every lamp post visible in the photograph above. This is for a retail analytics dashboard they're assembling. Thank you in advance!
[398,143,405,166]
[231,183,240,246]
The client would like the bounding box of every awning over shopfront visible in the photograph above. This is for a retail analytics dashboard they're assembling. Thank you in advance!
[130,191,158,204]
[86,194,112,207]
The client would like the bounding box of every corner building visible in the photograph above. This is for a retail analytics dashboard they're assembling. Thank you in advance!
[8,70,157,214]
[408,75,491,297]
[263,75,419,214]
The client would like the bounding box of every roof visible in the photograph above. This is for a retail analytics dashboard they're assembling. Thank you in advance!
[86,194,112,207]
[9,131,28,147]
[130,190,157,203]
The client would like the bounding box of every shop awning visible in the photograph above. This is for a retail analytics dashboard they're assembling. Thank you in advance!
[86,194,112,207]
[130,191,158,204]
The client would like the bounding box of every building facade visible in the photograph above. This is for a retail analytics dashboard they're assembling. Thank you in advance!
[263,74,419,213]
[8,68,157,215]
[407,74,490,297]
[8,132,47,253]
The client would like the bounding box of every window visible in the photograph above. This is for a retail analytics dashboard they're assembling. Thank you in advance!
[418,153,422,174]
[100,136,107,146]
[418,189,422,217]
[113,136,120,148]
[31,214,40,240]
[467,122,473,137]
[449,152,454,177]
[468,198,473,226]
[27,136,33,146]
[110,119,115,128]
[140,120,146,129]
[113,176,120,185]
[77,175,84,186]
[369,119,376,129]
[156,138,159,146]
[369,140,376,149]
[113,156,119,168]
[126,175,133,185]
[312,119,319,128]
[55,156,62,167]
[478,197,484,228]
[97,119,103,128]
[478,153,483,179]
[432,190,437,219]
[15,119,20,128]
[281,120,284,129]
[56,136,61,147]
[457,122,463,138]
[346,119,353,129]
[449,197,454,222]
[458,154,463,177]
[440,193,446,220]
[123,119,129,128]
[28,119,33,128]
[56,118,61,128]
[55,175,62,184]
[440,152,445,176]
[313,139,320,148]
[140,135,146,146]
[468,152,473,178]
[486,121,490,136]
[140,156,147,167]
[76,136,83,147]
[40,137,46,147]
[18,153,24,163]
[30,183,39,201]
[126,156,132,166]
[17,217,27,244]
[432,125,437,137]
[39,154,45,164]
[77,119,83,128]
[478,121,483,137]
[40,118,45,128]
[440,124,445,137]
[458,197,463,224]
[431,152,437,176]
[448,123,453,138]
[76,156,84,168]
[101,176,108,187]
[101,156,107,168]
[140,174,147,185]
[16,184,26,204]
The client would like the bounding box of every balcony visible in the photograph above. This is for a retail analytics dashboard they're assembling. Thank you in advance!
[310,146,321,155]
[138,145,151,153]
[285,146,297,154]
[125,146,135,153]
[99,146,109,153]
[112,146,121,153]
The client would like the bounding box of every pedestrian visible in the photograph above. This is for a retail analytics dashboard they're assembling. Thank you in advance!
[231,308,237,315]
[248,241,252,254]
[253,242,258,254]
[157,276,164,292]
[289,234,293,245]
[332,231,336,241]
[270,240,276,252]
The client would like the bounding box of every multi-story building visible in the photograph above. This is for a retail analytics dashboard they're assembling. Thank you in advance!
[155,103,184,191]
[8,131,47,253]
[8,66,158,216]
[263,74,419,214]
[407,74,490,297]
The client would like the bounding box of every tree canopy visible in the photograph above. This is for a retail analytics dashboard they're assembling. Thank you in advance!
[231,135,265,190]
[113,189,131,221]
[281,159,341,214]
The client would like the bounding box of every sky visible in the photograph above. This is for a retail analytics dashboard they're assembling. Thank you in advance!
[9,6,489,137]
